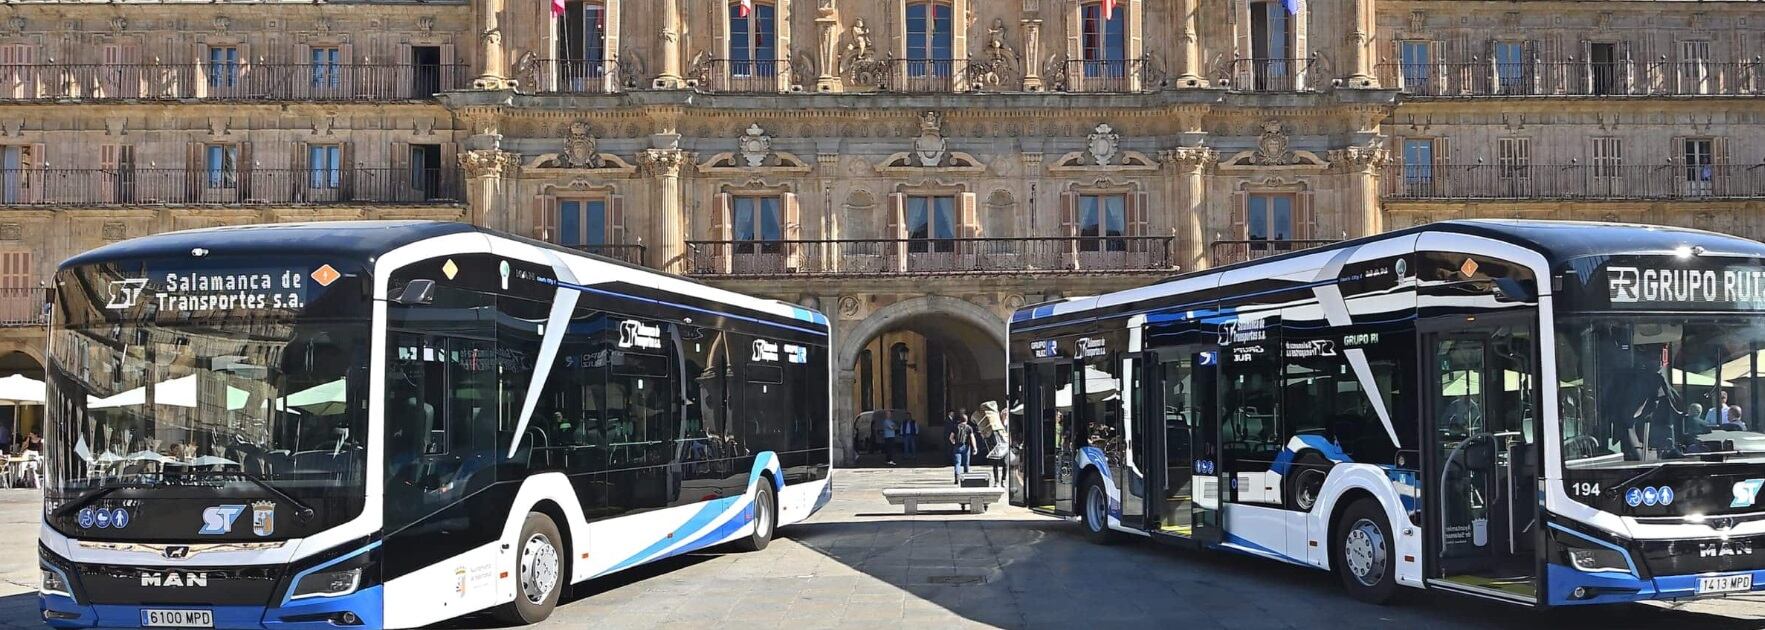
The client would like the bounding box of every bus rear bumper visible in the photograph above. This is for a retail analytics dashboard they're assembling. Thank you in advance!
[40,585,384,629]
[1546,563,1765,606]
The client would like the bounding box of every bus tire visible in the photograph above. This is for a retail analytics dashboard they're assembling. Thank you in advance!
[1333,498,1397,605]
[496,512,565,625]
[1287,453,1329,512]
[733,479,776,552]
[1080,472,1121,545]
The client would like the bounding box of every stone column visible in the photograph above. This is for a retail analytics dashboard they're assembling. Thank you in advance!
[1020,18,1043,91]
[1343,0,1379,88]
[814,0,842,92]
[640,148,689,272]
[1341,145,1389,236]
[471,0,510,89]
[656,0,685,88]
[1173,0,1205,87]
[1166,147,1215,271]
[458,149,518,227]
[834,368,858,466]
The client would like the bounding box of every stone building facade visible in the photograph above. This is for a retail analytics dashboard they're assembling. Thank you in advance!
[0,0,1760,462]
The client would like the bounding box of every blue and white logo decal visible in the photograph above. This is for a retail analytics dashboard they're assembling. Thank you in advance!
[1658,486,1675,506]
[76,507,96,529]
[1642,486,1660,506]
[1625,487,1644,508]
[1732,479,1765,509]
[199,505,247,535]
[1198,351,1218,366]
[110,507,131,529]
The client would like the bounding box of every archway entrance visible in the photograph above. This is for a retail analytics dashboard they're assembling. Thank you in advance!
[835,297,1005,466]
[0,350,44,450]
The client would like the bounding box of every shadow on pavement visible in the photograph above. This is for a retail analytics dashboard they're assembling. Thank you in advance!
[782,514,1765,630]
[433,553,719,629]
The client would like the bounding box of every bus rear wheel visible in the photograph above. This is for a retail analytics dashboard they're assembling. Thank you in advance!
[1333,499,1397,605]
[1081,472,1121,545]
[495,512,565,625]
[734,480,776,552]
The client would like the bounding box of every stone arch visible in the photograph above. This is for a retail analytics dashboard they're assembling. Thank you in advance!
[835,295,1006,375]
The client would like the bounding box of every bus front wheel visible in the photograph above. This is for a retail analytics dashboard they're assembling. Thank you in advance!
[1332,499,1397,605]
[496,512,566,625]
[1081,472,1121,545]
[734,480,777,552]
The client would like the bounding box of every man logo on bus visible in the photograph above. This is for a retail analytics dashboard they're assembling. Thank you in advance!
[1732,479,1765,509]
[1608,266,1642,303]
[104,278,148,310]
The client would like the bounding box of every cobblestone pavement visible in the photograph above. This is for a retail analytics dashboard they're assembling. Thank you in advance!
[5,471,1765,629]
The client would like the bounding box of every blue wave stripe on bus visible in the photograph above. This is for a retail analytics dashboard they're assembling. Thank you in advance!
[1222,532,1308,567]
[599,453,780,575]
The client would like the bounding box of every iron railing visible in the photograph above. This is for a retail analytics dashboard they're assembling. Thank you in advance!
[566,243,646,266]
[1057,58,1159,93]
[1377,58,1764,97]
[1383,164,1765,200]
[882,58,961,93]
[691,58,797,93]
[1222,57,1319,92]
[519,59,623,94]
[0,167,461,205]
[0,288,49,327]
[684,237,1175,277]
[0,62,471,101]
[1211,240,1336,266]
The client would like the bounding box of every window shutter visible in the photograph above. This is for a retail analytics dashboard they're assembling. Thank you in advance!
[1129,190,1150,237]
[608,194,627,247]
[1295,190,1316,240]
[782,192,801,270]
[957,191,979,237]
[1434,137,1450,165]
[290,141,308,201]
[186,141,203,199]
[295,44,312,99]
[532,194,556,241]
[713,192,733,273]
[339,142,355,199]
[100,145,120,203]
[238,141,254,200]
[1059,191,1078,237]
[339,43,356,97]
[25,144,44,204]
[1230,190,1248,240]
[440,43,458,90]
[439,143,458,200]
[389,141,410,199]
[888,192,907,272]
[397,44,414,99]
[1713,137,1730,195]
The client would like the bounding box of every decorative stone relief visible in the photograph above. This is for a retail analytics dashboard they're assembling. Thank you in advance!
[1326,141,1389,173]
[6,17,24,35]
[458,149,518,178]
[214,16,231,32]
[969,19,1021,89]
[0,223,21,241]
[110,17,127,32]
[638,149,689,176]
[1251,120,1296,165]
[738,124,772,168]
[1086,124,1119,166]
[912,111,948,167]
[102,222,127,241]
[840,19,893,88]
[560,122,604,169]
[837,296,862,321]
[418,16,435,33]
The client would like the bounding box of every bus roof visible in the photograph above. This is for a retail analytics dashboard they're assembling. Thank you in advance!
[1012,219,1765,326]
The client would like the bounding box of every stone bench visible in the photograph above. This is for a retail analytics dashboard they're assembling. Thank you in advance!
[882,487,1006,514]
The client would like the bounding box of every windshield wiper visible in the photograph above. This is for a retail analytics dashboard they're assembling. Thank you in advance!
[172,469,317,521]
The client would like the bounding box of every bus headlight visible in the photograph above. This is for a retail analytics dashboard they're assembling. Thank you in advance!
[1566,547,1629,573]
[40,566,73,600]
[290,567,362,600]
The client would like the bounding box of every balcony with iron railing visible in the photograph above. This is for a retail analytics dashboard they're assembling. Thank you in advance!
[0,167,462,206]
[565,243,646,267]
[1211,239,1336,266]
[517,59,625,95]
[1383,163,1765,201]
[1220,57,1320,92]
[685,237,1175,278]
[1376,57,1764,97]
[1055,58,1162,93]
[883,59,961,93]
[0,288,50,328]
[687,58,798,93]
[0,62,472,101]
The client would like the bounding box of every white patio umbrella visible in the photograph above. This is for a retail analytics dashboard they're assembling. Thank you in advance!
[276,379,348,416]
[0,373,44,449]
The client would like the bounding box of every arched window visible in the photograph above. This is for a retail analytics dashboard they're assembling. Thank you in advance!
[1080,1,1126,72]
[728,1,777,77]
[905,2,954,78]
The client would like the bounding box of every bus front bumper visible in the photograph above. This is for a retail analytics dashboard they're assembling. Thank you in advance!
[1546,564,1765,606]
[41,586,383,629]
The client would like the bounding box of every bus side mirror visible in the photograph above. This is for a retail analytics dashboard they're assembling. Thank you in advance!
[391,280,436,305]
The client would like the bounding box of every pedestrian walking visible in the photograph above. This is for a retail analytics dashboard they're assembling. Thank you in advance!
[880,414,900,466]
[949,411,978,484]
[976,401,1006,486]
[902,414,920,458]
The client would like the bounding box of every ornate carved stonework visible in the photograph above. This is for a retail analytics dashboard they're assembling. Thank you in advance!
[913,111,949,167]
[837,296,862,320]
[418,16,436,33]
[561,122,604,169]
[738,124,773,168]
[638,149,689,176]
[1086,124,1119,166]
[458,149,518,178]
[969,19,1021,89]
[1164,147,1218,171]
[840,18,892,88]
[102,222,127,241]
[213,16,231,32]
[1250,120,1297,166]
[1327,141,1390,173]
[110,16,127,32]
[0,223,21,241]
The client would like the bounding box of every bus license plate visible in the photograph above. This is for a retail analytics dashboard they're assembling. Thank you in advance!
[140,609,214,628]
[1697,573,1754,595]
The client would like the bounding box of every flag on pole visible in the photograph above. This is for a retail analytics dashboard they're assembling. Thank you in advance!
[1102,0,1117,20]
[737,0,753,18]
[550,0,565,18]
[1282,0,1303,14]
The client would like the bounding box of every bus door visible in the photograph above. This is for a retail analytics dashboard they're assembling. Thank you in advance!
[1144,346,1221,543]
[1024,360,1077,514]
[1422,317,1539,601]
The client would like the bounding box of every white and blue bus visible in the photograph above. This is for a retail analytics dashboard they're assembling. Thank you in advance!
[1010,220,1765,606]
[39,221,832,628]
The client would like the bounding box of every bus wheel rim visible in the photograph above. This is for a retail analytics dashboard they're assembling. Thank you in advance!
[1086,484,1105,531]
[1343,518,1387,587]
[520,532,560,604]
[756,489,773,536]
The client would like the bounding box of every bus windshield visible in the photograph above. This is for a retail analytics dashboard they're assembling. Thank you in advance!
[45,258,370,536]
[1557,315,1765,470]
